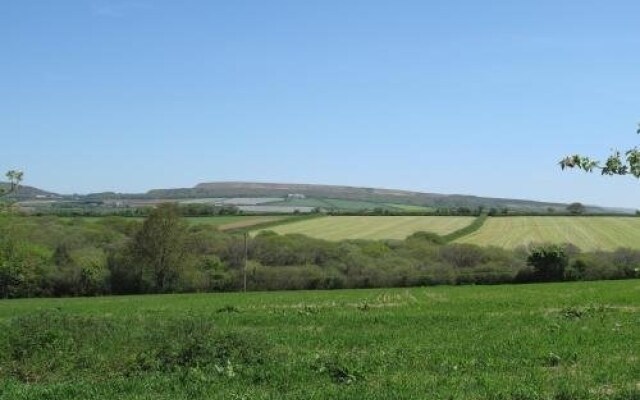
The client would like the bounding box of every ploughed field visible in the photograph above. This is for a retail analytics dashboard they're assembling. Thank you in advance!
[1,281,638,399]
[457,216,640,251]
[257,215,474,240]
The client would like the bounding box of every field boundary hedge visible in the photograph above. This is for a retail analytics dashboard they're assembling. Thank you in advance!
[233,214,326,234]
[442,212,489,243]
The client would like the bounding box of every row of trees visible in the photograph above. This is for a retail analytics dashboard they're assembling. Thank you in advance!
[1,204,638,298]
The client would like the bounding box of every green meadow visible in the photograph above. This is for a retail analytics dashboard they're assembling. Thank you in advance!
[257,215,640,251]
[61,215,295,231]
[257,215,474,240]
[185,215,291,230]
[458,216,640,251]
[1,280,639,399]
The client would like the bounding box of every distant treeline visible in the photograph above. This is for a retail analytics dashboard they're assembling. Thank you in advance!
[27,203,243,218]
[22,202,638,218]
[1,204,639,298]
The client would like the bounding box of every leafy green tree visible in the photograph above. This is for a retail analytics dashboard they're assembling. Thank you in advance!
[566,202,585,215]
[52,243,73,267]
[0,239,51,298]
[1,170,24,213]
[527,245,569,282]
[130,203,188,292]
[0,170,23,197]
[560,124,640,178]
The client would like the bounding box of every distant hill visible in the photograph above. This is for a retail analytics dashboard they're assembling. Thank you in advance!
[136,181,613,214]
[0,182,60,200]
[12,181,631,214]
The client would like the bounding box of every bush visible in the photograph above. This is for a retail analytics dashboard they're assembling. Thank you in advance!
[247,264,341,291]
[527,244,569,282]
[406,231,445,245]
[439,244,486,268]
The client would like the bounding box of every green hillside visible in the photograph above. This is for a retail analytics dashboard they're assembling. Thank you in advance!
[257,215,475,240]
[0,182,60,200]
[9,181,632,215]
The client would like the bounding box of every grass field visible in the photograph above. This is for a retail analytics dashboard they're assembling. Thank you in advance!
[267,198,409,211]
[0,281,639,399]
[457,216,640,251]
[256,216,474,240]
[382,203,435,212]
[266,198,336,208]
[185,215,291,230]
[320,199,390,211]
[60,215,292,231]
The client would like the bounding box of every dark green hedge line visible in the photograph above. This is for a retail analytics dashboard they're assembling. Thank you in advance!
[1,207,639,299]
[442,213,489,242]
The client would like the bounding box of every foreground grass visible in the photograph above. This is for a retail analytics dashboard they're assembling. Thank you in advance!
[1,280,639,399]
[458,216,640,251]
[258,215,474,240]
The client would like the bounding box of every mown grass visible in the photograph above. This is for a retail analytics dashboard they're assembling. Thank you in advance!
[1,280,638,399]
[264,198,335,208]
[458,216,640,251]
[383,203,435,212]
[185,215,291,231]
[60,215,293,231]
[257,215,475,240]
[266,198,397,211]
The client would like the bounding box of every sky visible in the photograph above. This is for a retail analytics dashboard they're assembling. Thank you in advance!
[1,0,639,208]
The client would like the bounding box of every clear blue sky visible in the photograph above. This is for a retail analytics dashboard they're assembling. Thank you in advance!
[2,1,639,208]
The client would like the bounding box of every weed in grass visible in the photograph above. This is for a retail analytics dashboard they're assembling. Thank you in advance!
[0,310,272,386]
[297,305,321,316]
[562,306,588,320]
[312,355,361,385]
[142,326,269,380]
[543,352,562,367]
[216,305,241,313]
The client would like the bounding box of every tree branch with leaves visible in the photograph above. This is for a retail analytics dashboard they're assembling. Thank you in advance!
[560,124,640,179]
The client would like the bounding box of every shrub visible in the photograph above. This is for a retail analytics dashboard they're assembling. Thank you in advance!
[439,244,486,268]
[527,245,569,282]
[406,231,445,245]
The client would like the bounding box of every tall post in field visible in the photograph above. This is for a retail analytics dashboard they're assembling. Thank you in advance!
[243,231,248,292]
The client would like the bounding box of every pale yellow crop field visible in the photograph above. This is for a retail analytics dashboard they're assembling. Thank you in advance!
[256,216,474,240]
[457,216,640,250]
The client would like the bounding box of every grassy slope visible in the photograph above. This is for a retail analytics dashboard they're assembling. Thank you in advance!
[59,216,292,231]
[1,281,639,399]
[321,199,394,210]
[457,216,640,250]
[383,203,434,212]
[185,215,290,231]
[266,198,412,211]
[257,216,474,240]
